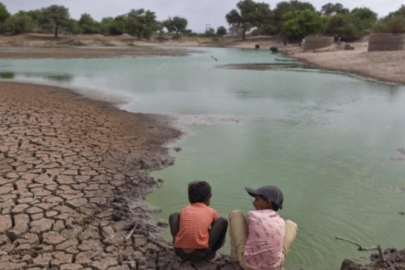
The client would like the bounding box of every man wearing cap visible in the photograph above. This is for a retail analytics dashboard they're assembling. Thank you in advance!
[228,186,298,270]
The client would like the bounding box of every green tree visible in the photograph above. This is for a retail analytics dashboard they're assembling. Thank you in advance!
[281,9,322,39]
[324,13,360,40]
[112,15,127,35]
[0,2,10,25]
[39,5,70,38]
[79,13,100,34]
[100,17,114,35]
[273,0,315,30]
[126,9,157,39]
[2,13,34,34]
[321,3,349,15]
[100,16,127,35]
[351,7,377,32]
[226,0,271,40]
[216,26,227,36]
[163,16,188,37]
[26,10,41,22]
[65,19,83,34]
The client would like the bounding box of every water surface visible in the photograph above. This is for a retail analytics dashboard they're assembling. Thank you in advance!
[1,47,405,270]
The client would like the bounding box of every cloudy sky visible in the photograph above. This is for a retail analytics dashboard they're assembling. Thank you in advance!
[3,0,403,32]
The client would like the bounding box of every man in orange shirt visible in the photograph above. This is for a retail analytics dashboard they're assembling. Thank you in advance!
[169,181,228,263]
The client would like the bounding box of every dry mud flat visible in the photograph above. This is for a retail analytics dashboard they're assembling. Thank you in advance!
[0,82,235,270]
[0,47,194,59]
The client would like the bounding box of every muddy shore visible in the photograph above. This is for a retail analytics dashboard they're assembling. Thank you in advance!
[1,39,404,269]
[0,82,236,270]
[0,47,194,59]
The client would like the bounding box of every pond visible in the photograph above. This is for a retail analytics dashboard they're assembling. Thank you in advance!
[1,47,405,270]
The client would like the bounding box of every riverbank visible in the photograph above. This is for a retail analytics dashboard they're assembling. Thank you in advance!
[0,82,236,270]
[282,42,405,85]
[0,46,194,59]
[2,34,405,86]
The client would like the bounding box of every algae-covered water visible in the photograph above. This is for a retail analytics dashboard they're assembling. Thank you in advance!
[1,47,405,270]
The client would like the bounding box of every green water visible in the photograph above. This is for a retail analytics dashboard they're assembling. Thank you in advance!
[1,47,405,270]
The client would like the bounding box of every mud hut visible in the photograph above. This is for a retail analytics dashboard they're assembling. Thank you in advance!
[368,33,405,52]
[304,36,334,51]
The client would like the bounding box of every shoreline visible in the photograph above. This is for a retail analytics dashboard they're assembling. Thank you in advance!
[1,43,405,269]
[288,53,405,86]
[0,81,236,270]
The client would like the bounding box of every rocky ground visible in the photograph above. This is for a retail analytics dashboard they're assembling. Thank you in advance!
[0,82,236,270]
[341,248,405,270]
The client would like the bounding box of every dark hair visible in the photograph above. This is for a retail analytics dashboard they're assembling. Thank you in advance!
[188,181,212,204]
[271,201,280,212]
[259,195,280,211]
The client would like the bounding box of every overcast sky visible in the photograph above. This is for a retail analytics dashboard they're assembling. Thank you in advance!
[3,0,403,33]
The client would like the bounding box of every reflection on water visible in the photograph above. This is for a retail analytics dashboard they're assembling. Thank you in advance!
[0,71,73,83]
[1,48,405,270]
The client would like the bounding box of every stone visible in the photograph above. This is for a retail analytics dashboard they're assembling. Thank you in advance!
[340,259,361,270]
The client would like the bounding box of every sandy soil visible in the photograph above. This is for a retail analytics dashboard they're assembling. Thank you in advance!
[284,42,405,85]
[0,82,237,270]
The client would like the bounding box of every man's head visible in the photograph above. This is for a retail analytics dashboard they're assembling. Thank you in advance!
[245,186,284,211]
[188,181,212,205]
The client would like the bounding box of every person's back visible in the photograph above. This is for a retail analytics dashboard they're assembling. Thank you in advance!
[175,202,218,249]
[169,181,228,263]
[228,186,298,270]
[244,209,285,269]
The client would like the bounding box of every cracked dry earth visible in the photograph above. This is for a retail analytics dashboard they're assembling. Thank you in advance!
[0,82,237,270]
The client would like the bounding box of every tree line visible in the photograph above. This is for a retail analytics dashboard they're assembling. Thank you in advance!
[0,1,404,41]
[0,3,200,38]
[226,0,405,41]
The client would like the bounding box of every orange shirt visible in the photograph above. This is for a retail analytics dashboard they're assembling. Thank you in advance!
[174,203,219,249]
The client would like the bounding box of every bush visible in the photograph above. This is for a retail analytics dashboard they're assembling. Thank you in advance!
[373,16,405,33]
[324,13,362,41]
[2,13,34,34]
[281,9,323,40]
